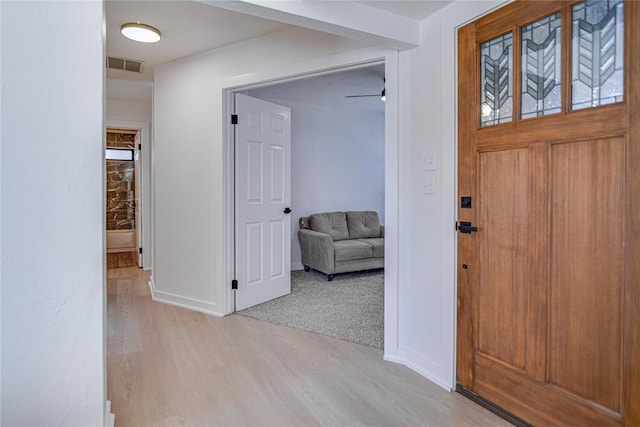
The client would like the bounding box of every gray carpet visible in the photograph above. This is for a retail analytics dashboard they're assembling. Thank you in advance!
[238,269,384,349]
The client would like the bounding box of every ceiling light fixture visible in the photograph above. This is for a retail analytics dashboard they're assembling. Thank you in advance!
[120,23,161,43]
[381,88,386,102]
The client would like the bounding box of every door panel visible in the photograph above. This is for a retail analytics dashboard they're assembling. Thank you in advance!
[549,137,624,414]
[269,144,284,203]
[457,1,639,425]
[270,220,285,278]
[246,222,263,285]
[474,355,622,427]
[247,141,264,203]
[477,149,528,369]
[235,94,291,311]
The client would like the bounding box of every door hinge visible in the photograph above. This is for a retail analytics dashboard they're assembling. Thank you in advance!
[139,247,142,254]
[231,114,238,125]
[138,143,142,150]
[231,279,238,290]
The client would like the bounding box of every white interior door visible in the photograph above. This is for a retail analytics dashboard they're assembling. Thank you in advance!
[134,131,142,267]
[235,94,291,310]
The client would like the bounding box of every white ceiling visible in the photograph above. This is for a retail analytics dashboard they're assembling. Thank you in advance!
[106,0,291,82]
[106,1,452,107]
[247,63,387,114]
[106,1,453,83]
[357,1,452,20]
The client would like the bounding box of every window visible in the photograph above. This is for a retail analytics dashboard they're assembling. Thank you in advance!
[480,33,513,127]
[521,13,562,119]
[106,148,134,161]
[478,0,625,126]
[572,0,624,110]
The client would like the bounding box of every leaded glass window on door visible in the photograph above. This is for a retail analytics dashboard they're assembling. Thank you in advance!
[572,0,624,110]
[480,33,513,127]
[521,13,562,119]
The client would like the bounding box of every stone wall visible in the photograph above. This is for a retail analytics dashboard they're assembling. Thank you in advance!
[106,130,136,230]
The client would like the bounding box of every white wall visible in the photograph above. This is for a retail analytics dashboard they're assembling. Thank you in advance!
[244,88,385,270]
[106,99,151,123]
[153,0,509,391]
[390,0,506,389]
[0,1,105,425]
[152,27,369,315]
[106,78,152,123]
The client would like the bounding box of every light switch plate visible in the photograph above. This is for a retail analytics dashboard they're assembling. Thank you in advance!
[422,173,437,194]
[422,151,436,171]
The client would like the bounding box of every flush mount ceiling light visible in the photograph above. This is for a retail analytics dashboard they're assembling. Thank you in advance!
[120,23,161,43]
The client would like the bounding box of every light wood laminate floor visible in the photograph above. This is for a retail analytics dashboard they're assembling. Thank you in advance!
[107,267,511,426]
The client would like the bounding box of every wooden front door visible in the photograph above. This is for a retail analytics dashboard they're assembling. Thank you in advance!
[457,1,639,425]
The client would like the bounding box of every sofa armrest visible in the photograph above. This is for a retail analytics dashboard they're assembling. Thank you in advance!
[298,229,335,274]
[380,225,385,237]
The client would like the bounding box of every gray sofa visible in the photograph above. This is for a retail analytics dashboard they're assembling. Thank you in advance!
[298,211,384,281]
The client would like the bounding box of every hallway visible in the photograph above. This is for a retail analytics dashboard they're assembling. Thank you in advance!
[107,267,509,426]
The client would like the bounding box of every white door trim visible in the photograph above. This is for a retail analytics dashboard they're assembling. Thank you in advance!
[106,120,152,270]
[221,47,400,359]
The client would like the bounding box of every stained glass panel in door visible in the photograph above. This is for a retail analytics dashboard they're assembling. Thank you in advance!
[480,33,513,127]
[572,0,624,110]
[521,13,562,119]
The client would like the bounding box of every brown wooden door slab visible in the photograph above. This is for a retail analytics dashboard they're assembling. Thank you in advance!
[457,1,639,425]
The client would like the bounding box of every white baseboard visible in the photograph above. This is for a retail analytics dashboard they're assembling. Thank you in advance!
[291,262,304,271]
[104,400,115,427]
[384,349,453,391]
[148,276,226,317]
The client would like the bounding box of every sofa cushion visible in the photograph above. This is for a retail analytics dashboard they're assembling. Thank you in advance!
[357,238,384,258]
[310,212,349,241]
[346,211,381,239]
[334,240,373,262]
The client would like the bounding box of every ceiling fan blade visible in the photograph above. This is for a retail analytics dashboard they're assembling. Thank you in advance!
[345,94,380,98]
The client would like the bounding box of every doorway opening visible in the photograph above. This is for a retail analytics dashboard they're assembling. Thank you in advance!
[227,61,387,349]
[106,128,141,269]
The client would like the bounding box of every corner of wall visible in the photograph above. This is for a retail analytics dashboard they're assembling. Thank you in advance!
[148,276,227,317]
[384,349,454,391]
[390,0,506,393]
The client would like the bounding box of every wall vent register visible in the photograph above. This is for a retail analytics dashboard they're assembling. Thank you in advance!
[107,56,145,73]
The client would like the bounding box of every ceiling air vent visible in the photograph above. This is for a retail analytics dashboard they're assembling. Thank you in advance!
[107,56,144,73]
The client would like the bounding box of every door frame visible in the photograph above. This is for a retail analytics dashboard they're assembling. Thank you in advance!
[106,120,152,270]
[221,47,400,356]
